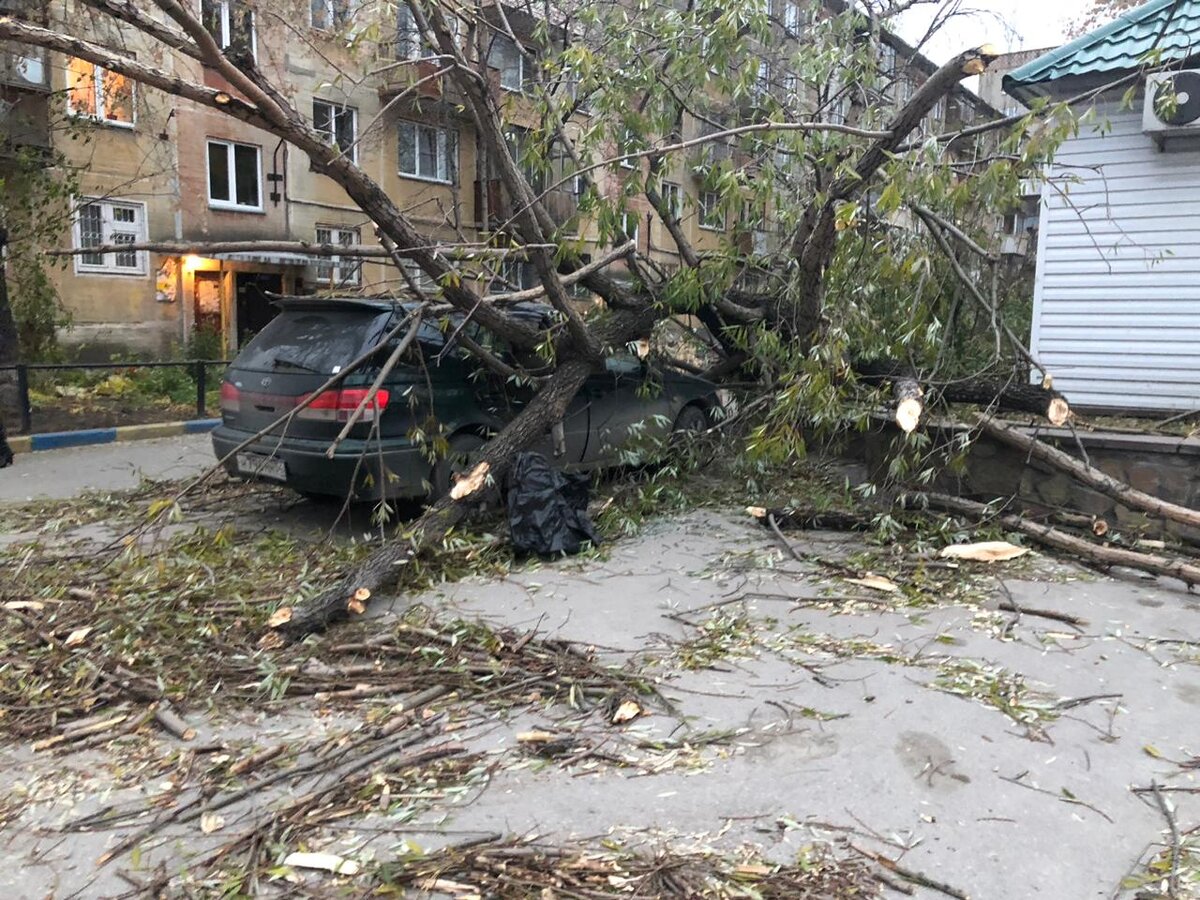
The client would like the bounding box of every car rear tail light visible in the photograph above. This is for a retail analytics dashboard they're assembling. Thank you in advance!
[220,382,240,414]
[296,388,391,423]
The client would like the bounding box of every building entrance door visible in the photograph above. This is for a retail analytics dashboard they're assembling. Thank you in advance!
[235,273,283,347]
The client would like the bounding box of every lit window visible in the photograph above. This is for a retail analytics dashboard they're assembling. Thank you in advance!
[313,100,357,162]
[203,0,255,58]
[207,139,262,210]
[66,58,134,126]
[398,120,457,182]
[314,226,362,287]
[73,199,147,275]
[699,191,725,231]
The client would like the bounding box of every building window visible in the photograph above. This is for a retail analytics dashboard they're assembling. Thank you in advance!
[314,226,362,287]
[398,120,456,183]
[879,43,897,79]
[782,1,805,36]
[73,199,147,275]
[207,139,262,210]
[313,100,357,162]
[401,259,438,293]
[620,211,640,248]
[660,181,681,220]
[66,58,134,127]
[488,34,527,92]
[311,0,353,31]
[203,0,255,58]
[755,59,771,96]
[699,191,724,231]
[499,259,538,291]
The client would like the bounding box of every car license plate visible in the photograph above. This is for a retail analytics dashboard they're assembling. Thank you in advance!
[236,452,287,483]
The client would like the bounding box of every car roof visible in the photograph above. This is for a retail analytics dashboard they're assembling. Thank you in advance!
[273,295,554,321]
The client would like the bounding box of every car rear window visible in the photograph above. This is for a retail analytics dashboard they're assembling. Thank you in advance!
[235,307,394,374]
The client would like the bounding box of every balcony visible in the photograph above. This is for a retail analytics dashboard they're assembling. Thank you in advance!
[378,55,476,117]
[0,86,50,158]
[474,178,579,231]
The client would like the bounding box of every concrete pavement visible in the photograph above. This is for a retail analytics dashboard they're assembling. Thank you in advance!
[0,433,215,502]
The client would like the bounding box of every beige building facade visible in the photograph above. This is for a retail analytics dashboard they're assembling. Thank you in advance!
[3,0,1000,360]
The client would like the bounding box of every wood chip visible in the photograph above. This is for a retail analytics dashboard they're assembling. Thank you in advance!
[64,627,93,648]
[449,461,490,500]
[611,699,643,724]
[283,851,360,875]
[267,606,293,628]
[746,506,767,519]
[200,812,226,834]
[4,601,46,612]
[517,731,559,744]
[939,541,1029,563]
[844,574,900,593]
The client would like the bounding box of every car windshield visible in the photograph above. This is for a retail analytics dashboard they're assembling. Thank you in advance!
[235,306,394,374]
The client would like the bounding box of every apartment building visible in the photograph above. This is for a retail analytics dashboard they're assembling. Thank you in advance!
[0,0,999,358]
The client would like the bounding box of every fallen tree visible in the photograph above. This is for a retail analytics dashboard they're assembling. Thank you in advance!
[1,0,1111,643]
[975,414,1200,530]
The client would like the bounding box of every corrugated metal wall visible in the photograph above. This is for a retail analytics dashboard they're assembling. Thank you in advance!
[1032,102,1200,411]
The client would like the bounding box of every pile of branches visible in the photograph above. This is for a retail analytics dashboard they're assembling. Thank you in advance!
[755,411,1200,590]
[377,837,883,898]
[250,618,661,715]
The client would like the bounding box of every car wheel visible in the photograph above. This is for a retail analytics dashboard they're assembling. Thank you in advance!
[430,432,489,502]
[671,404,709,438]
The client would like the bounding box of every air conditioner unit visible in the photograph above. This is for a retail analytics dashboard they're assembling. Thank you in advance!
[1143,70,1200,145]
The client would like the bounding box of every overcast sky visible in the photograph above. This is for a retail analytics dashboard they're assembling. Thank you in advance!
[895,0,1094,63]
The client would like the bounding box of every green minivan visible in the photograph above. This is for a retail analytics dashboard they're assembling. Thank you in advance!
[211,298,721,502]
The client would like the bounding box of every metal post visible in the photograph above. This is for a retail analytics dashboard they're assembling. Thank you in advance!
[16,364,31,434]
[195,360,207,418]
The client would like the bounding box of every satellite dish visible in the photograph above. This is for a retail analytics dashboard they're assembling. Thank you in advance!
[1154,71,1200,126]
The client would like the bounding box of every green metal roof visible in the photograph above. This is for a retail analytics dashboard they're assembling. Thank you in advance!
[1004,0,1200,100]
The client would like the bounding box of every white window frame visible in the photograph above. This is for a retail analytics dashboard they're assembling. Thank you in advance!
[699,191,725,231]
[206,0,256,59]
[72,198,148,276]
[393,4,451,60]
[313,99,357,163]
[660,181,682,220]
[401,259,438,294]
[782,1,803,37]
[206,139,263,212]
[65,58,135,128]
[310,0,354,32]
[314,226,362,287]
[488,34,526,92]
[397,120,457,184]
[621,211,640,247]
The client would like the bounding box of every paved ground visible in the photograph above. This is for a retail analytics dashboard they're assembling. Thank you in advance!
[2,448,1199,897]
[0,434,214,502]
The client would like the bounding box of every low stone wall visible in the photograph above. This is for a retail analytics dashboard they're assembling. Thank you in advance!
[854,422,1200,540]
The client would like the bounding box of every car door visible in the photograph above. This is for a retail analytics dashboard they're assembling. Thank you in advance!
[459,326,589,466]
[582,355,672,465]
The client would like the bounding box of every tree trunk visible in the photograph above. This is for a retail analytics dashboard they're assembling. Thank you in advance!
[854,361,1069,425]
[920,492,1200,588]
[0,225,19,461]
[268,359,595,644]
[975,414,1200,530]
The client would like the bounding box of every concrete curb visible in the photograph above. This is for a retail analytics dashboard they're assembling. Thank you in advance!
[9,418,220,454]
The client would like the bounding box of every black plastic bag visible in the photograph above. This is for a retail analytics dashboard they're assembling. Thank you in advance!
[507,452,601,556]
